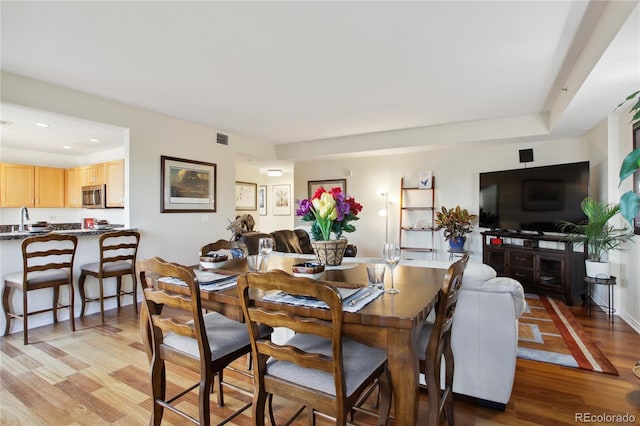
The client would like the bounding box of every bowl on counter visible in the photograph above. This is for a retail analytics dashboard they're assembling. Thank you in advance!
[93,224,111,230]
[292,262,325,274]
[200,254,228,269]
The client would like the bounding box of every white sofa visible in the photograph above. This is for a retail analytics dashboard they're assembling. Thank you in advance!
[402,259,526,409]
[271,253,526,409]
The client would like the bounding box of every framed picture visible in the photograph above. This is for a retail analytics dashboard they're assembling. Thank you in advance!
[161,156,216,213]
[418,171,433,189]
[307,179,347,198]
[633,122,640,234]
[273,184,291,215]
[235,181,257,211]
[258,185,267,216]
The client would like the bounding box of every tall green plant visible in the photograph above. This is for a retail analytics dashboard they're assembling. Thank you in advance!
[558,198,634,262]
[616,90,640,225]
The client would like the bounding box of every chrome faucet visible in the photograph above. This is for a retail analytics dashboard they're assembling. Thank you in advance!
[19,206,30,232]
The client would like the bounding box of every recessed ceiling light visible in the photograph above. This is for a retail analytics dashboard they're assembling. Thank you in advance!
[267,169,283,177]
[89,138,100,142]
[63,145,71,150]
[36,122,50,128]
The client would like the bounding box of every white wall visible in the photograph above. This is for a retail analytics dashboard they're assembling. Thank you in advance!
[610,113,640,332]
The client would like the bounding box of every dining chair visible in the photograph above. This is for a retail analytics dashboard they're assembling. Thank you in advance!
[237,269,392,425]
[138,257,271,425]
[200,239,248,259]
[2,233,78,345]
[78,230,141,324]
[417,253,469,426]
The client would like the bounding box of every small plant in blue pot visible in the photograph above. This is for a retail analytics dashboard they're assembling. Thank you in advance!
[435,205,477,251]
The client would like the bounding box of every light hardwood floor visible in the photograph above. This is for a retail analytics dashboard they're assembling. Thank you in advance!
[1,303,639,425]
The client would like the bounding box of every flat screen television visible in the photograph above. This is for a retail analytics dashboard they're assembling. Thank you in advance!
[479,161,589,233]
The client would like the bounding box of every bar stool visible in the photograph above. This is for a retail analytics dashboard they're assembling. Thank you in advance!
[2,233,78,345]
[78,230,140,324]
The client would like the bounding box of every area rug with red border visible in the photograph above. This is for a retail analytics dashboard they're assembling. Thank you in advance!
[517,294,618,375]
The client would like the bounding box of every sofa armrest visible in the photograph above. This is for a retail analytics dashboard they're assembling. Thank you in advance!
[462,277,526,319]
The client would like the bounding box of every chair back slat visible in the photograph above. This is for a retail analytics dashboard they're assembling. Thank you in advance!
[249,308,333,339]
[257,340,334,373]
[99,230,140,267]
[151,315,197,339]
[27,262,72,273]
[143,287,194,312]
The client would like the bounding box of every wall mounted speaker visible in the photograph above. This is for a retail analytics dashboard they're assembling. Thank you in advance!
[519,148,533,163]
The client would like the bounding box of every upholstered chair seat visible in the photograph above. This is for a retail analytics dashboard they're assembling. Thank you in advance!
[164,311,272,360]
[266,333,388,397]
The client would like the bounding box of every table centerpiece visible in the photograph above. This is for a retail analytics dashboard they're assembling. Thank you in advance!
[296,186,362,265]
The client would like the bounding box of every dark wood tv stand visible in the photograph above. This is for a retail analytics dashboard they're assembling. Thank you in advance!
[481,231,585,305]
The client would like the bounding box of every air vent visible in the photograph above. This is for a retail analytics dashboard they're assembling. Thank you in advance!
[216,133,229,145]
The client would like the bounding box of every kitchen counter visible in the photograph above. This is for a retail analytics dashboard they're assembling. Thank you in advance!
[0,226,129,241]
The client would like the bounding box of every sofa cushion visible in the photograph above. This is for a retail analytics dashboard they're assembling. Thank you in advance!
[271,229,314,254]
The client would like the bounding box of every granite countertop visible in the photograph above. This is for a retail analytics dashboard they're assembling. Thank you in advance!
[0,223,131,241]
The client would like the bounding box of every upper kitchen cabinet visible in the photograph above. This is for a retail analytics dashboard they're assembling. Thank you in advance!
[65,166,83,207]
[105,159,124,207]
[1,163,65,208]
[65,160,124,208]
[83,163,105,186]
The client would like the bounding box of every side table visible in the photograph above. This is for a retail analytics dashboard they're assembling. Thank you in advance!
[448,249,469,261]
[584,275,616,323]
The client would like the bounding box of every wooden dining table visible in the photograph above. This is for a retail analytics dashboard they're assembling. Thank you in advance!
[146,256,445,425]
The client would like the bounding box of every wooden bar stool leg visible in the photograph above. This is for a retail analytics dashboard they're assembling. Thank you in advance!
[22,288,28,345]
[132,275,138,315]
[99,278,105,324]
[52,286,60,323]
[2,284,11,336]
[79,273,88,317]
[116,276,122,309]
[68,282,75,332]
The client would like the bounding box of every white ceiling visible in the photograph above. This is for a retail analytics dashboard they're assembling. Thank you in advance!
[0,1,638,159]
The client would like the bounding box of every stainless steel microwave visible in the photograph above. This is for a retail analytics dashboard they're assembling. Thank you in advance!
[82,184,106,209]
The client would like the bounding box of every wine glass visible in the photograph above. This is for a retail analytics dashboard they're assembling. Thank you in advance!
[258,238,274,271]
[383,243,401,294]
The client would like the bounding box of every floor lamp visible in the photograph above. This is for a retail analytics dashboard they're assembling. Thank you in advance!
[379,191,390,243]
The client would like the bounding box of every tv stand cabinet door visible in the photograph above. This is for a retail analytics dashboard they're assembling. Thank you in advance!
[484,246,507,276]
[535,252,571,305]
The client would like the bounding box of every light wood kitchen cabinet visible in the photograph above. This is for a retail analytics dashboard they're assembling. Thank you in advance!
[65,167,83,207]
[0,163,65,208]
[65,160,124,208]
[105,159,124,207]
[82,163,106,186]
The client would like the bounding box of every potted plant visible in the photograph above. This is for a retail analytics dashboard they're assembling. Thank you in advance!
[558,197,634,278]
[617,90,640,225]
[434,205,477,251]
[295,186,362,265]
